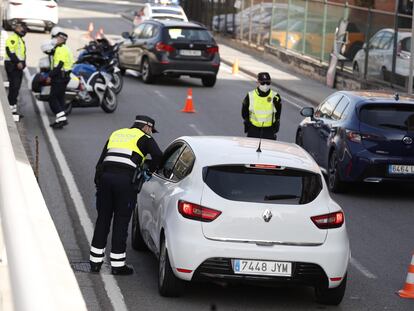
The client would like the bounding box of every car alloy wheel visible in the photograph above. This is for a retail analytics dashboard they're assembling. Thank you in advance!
[141,58,154,84]
[158,237,183,297]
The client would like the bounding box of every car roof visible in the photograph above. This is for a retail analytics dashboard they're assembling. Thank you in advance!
[149,20,204,28]
[178,136,320,173]
[337,90,414,105]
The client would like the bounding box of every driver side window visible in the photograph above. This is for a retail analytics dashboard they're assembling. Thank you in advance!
[158,145,184,180]
[133,24,146,39]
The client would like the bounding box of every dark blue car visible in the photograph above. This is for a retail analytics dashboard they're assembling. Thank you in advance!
[296,91,414,192]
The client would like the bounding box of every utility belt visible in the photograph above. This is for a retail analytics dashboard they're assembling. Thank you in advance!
[103,163,144,192]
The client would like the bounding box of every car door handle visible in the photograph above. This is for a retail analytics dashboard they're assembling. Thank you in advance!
[150,193,155,200]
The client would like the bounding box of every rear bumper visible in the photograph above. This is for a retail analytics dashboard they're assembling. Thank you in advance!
[165,224,349,289]
[151,55,220,77]
[343,150,414,183]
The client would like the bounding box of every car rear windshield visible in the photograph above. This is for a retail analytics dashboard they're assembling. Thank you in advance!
[359,104,414,131]
[165,27,212,42]
[203,165,322,205]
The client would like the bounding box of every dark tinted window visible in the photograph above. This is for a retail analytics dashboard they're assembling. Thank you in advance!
[142,24,157,38]
[332,96,350,120]
[204,165,322,205]
[159,145,184,179]
[165,27,212,41]
[172,147,195,181]
[359,104,414,131]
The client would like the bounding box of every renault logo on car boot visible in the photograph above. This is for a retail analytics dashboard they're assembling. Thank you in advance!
[263,209,273,222]
[403,136,413,145]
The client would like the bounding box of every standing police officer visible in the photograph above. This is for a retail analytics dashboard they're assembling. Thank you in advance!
[90,115,163,275]
[5,21,27,118]
[242,72,282,140]
[49,31,73,129]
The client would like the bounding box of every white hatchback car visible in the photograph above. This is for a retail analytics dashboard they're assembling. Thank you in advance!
[133,1,188,26]
[1,0,58,32]
[132,136,350,305]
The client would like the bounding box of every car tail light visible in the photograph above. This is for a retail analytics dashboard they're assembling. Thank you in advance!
[178,201,221,222]
[311,211,344,229]
[46,4,56,8]
[206,46,219,54]
[155,42,175,53]
[345,130,361,143]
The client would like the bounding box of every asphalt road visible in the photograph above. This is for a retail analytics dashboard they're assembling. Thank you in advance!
[15,0,414,310]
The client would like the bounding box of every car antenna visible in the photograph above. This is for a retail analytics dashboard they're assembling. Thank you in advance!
[394,93,399,101]
[256,122,264,153]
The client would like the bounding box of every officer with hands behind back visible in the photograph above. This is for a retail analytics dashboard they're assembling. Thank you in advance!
[90,115,163,275]
[242,72,282,140]
[49,31,73,129]
[5,21,27,119]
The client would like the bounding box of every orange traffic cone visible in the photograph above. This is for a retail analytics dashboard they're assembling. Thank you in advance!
[232,58,239,75]
[398,253,414,298]
[181,88,195,113]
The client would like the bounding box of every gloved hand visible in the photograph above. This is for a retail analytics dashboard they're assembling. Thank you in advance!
[143,170,152,182]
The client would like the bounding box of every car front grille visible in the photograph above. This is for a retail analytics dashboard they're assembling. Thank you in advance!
[193,257,328,287]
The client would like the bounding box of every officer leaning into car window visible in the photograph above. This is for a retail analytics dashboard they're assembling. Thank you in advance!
[49,31,73,129]
[242,72,282,140]
[5,21,27,119]
[90,115,163,275]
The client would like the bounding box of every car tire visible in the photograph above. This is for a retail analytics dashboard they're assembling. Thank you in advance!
[315,274,347,305]
[131,203,149,251]
[201,75,216,87]
[141,57,154,84]
[295,130,303,146]
[328,150,345,193]
[158,236,184,297]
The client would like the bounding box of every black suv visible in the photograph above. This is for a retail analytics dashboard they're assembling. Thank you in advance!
[119,20,220,87]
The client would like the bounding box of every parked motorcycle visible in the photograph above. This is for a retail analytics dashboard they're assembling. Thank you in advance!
[77,39,123,94]
[32,47,118,115]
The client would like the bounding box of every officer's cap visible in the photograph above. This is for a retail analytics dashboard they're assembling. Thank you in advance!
[57,32,68,40]
[257,72,271,82]
[135,115,158,133]
[13,21,27,30]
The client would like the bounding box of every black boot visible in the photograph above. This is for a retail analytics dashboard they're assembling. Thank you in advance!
[50,120,68,129]
[90,261,103,273]
[111,265,134,275]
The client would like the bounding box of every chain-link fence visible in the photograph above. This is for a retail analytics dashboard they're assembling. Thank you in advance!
[181,0,414,91]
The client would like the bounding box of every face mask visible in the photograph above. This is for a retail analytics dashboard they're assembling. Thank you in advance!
[258,84,270,92]
[50,38,58,46]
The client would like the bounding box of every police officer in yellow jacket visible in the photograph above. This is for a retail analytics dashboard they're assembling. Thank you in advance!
[5,21,27,118]
[90,115,163,275]
[242,72,282,140]
[49,31,73,129]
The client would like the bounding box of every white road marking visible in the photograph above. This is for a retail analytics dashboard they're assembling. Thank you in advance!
[154,90,167,100]
[24,72,129,311]
[350,257,377,279]
[189,124,204,135]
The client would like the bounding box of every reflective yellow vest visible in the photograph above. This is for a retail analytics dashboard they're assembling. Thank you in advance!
[104,128,148,168]
[5,33,25,61]
[248,90,277,127]
[52,44,73,71]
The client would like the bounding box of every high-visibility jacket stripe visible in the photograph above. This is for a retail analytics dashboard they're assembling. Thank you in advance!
[103,156,137,168]
[107,148,133,156]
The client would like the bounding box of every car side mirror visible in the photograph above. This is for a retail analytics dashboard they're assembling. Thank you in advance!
[121,31,131,39]
[300,107,314,118]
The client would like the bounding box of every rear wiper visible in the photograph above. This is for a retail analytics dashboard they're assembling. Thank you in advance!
[378,123,407,130]
[264,194,299,201]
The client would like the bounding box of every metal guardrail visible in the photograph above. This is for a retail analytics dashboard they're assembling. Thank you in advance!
[0,63,87,310]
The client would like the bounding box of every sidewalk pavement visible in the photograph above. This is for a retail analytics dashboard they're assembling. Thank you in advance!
[217,41,335,106]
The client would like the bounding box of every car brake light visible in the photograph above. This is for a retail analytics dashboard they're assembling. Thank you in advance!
[345,130,361,143]
[206,46,219,54]
[311,211,344,229]
[155,42,175,53]
[248,164,285,170]
[178,201,221,222]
